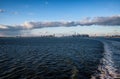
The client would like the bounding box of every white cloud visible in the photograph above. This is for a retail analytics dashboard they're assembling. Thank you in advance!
[21,21,34,29]
[0,9,5,13]
[0,25,9,29]
[0,15,120,32]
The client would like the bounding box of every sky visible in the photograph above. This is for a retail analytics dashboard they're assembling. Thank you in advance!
[0,0,120,37]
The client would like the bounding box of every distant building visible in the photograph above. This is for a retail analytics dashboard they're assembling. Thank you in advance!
[40,34,55,37]
[111,35,120,38]
[72,34,89,37]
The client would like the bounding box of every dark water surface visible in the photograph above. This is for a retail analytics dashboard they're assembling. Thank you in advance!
[0,37,104,79]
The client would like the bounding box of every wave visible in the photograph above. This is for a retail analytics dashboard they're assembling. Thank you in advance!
[91,40,118,79]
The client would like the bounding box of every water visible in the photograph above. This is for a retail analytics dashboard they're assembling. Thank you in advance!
[0,37,119,79]
[91,38,120,79]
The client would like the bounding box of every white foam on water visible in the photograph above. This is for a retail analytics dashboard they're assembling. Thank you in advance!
[91,40,117,79]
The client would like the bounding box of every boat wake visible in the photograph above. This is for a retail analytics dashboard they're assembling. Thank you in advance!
[91,40,119,79]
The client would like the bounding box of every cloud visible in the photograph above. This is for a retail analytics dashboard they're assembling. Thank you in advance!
[0,9,20,15]
[12,12,19,15]
[79,15,120,26]
[21,15,120,28]
[0,9,5,13]
[0,25,9,29]
[0,15,120,32]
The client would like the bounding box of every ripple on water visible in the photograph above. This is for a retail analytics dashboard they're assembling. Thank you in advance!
[0,37,104,79]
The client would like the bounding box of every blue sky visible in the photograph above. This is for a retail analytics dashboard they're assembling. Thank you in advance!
[0,0,120,36]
